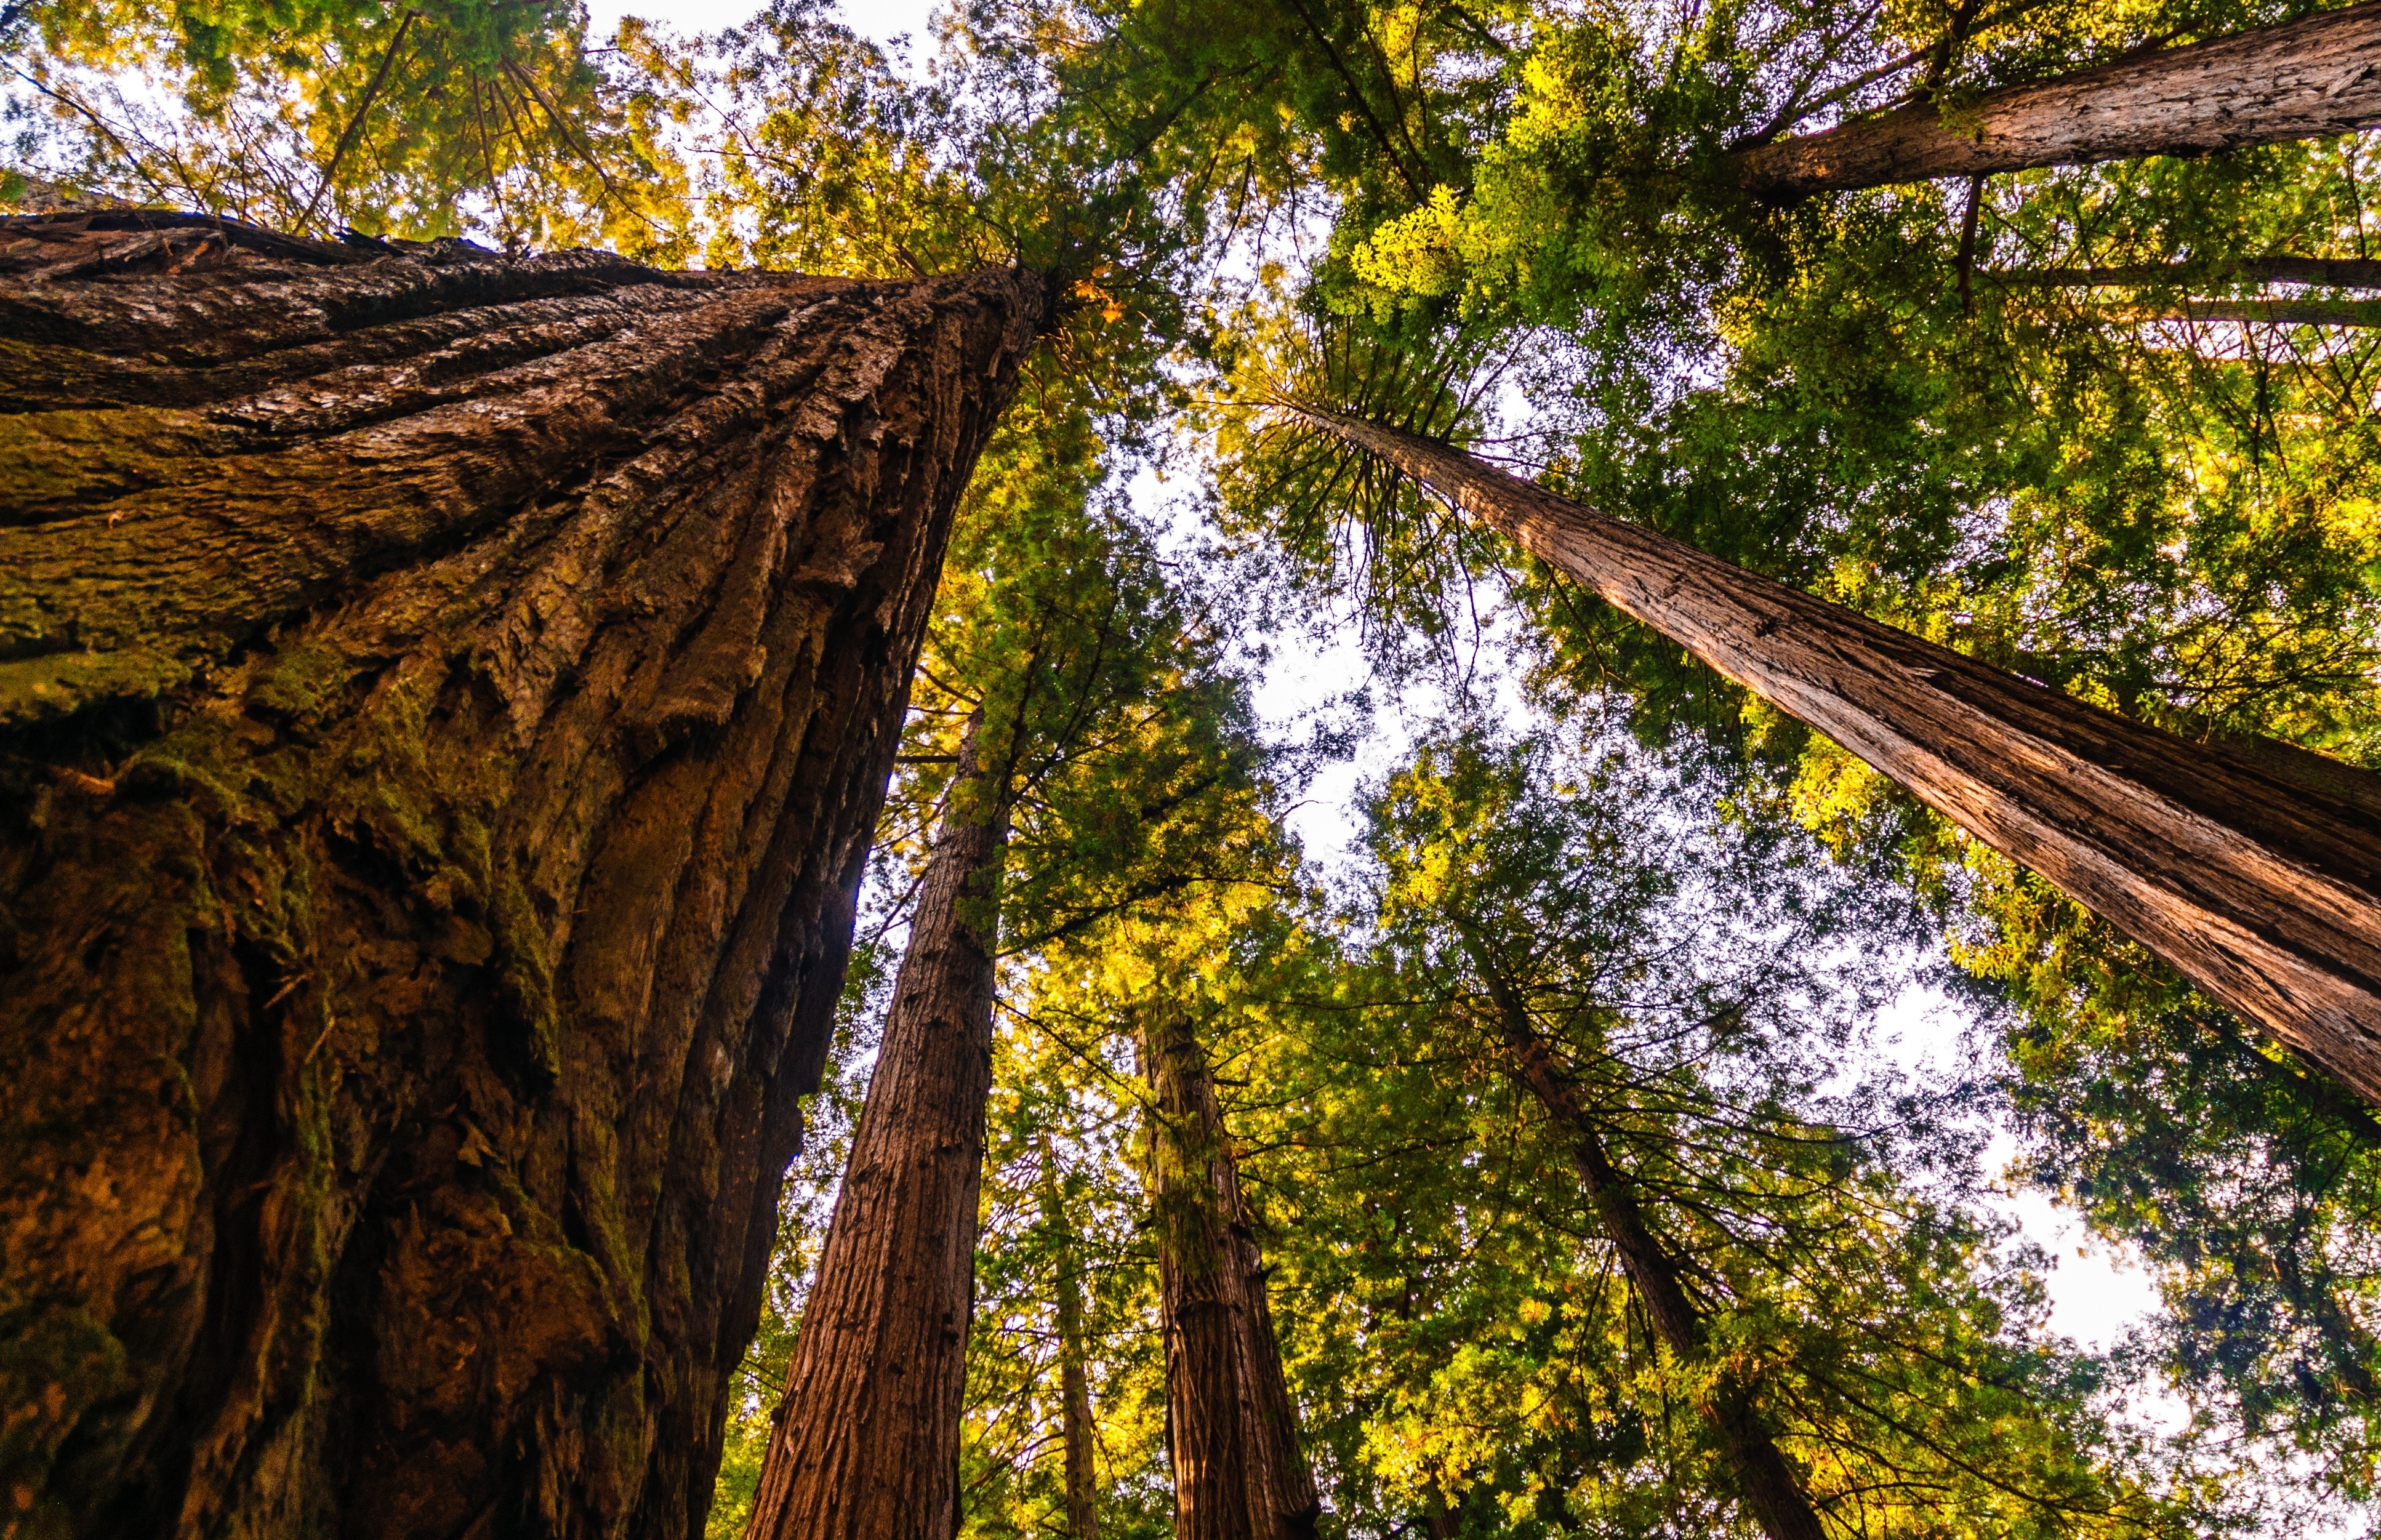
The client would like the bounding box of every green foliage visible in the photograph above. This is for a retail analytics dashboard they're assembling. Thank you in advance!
[1298,722,2183,1535]
[42,0,2381,1528]
[5,0,700,255]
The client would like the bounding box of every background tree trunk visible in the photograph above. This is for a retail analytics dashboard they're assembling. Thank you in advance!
[1453,922,1826,1540]
[1038,1137,1103,1540]
[1296,406,2381,1111]
[0,210,1048,1540]
[743,736,1011,1540]
[1143,1005,1319,1540]
[2002,259,2381,290]
[1736,1,2381,197]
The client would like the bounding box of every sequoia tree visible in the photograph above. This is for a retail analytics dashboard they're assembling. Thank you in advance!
[742,731,1012,1539]
[1733,1,2381,198]
[0,208,1048,1539]
[1144,1000,1320,1540]
[1288,406,2381,1111]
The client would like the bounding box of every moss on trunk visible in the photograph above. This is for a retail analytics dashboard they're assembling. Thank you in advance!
[0,211,1048,1540]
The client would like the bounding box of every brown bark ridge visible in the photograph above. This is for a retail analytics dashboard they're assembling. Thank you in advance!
[1143,1004,1320,1540]
[1038,1136,1102,1540]
[1451,921,1826,1540]
[742,734,1011,1540]
[0,208,1050,1540]
[1293,405,2381,1110]
[1735,1,2381,198]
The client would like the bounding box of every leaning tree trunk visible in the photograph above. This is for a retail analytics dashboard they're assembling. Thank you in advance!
[1735,0,2381,198]
[1293,406,2381,1111]
[742,737,1011,1540]
[1143,1004,1319,1540]
[1451,923,1826,1540]
[0,209,1047,1540]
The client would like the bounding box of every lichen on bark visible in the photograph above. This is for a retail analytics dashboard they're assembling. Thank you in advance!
[0,211,1049,1540]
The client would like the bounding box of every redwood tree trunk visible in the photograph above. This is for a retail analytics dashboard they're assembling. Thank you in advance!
[742,743,1011,1540]
[2006,259,2381,290]
[1302,406,2381,1111]
[1736,1,2381,197]
[1039,1141,1102,1540]
[0,210,1047,1540]
[1453,924,1825,1540]
[1144,1005,1319,1540]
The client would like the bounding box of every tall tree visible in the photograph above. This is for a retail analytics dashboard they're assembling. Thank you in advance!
[1349,726,2172,1536]
[1448,921,1825,1540]
[744,727,1013,1539]
[743,379,1261,1534]
[1733,1,2381,198]
[1036,1133,1104,1540]
[1282,403,2381,1111]
[0,210,1048,1538]
[1144,997,1320,1540]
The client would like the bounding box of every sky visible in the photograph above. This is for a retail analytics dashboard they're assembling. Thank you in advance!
[606,0,2172,1371]
[590,0,940,46]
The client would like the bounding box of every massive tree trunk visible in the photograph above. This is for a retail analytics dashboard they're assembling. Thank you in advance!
[0,209,1048,1540]
[1038,1137,1102,1540]
[1143,1004,1319,1540]
[1451,923,1826,1540]
[742,736,1011,1540]
[1736,1,2381,198]
[1294,406,2381,1110]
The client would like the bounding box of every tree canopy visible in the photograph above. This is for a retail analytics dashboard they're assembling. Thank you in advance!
[15,0,2381,1533]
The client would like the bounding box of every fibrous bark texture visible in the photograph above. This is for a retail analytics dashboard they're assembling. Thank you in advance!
[742,747,1010,1540]
[0,209,1048,1540]
[1737,1,2381,197]
[1298,407,2381,1111]
[1454,924,1825,1540]
[1144,1006,1319,1540]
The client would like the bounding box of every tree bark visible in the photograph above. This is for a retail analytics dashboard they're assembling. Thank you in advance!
[1038,1136,1102,1540]
[1143,1005,1319,1540]
[2001,258,2381,290]
[742,732,1011,1540]
[0,209,1048,1540]
[1294,405,2381,1110]
[1736,1,2381,198]
[1451,920,1826,1540]
[2097,297,2381,327]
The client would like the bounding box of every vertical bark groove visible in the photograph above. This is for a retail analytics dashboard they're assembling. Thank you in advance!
[743,734,1010,1540]
[1735,1,2381,196]
[1298,406,2381,1111]
[0,210,1049,1540]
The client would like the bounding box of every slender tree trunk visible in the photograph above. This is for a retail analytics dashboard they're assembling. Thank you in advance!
[1143,1005,1320,1540]
[0,209,1048,1540]
[1038,1136,1102,1540]
[1450,922,1826,1540]
[2086,297,2381,327]
[1295,405,2381,1109]
[2002,259,2381,290]
[743,732,1011,1540]
[1736,1,2381,198]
